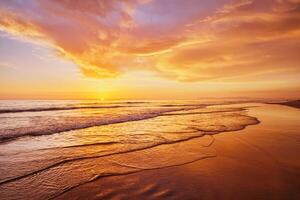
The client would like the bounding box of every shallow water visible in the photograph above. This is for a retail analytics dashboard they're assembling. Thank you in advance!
[0,100,263,199]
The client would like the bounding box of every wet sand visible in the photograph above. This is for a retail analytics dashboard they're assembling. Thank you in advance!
[56,104,300,200]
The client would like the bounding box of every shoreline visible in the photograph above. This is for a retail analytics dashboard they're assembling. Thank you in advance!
[1,103,299,200]
[56,104,300,200]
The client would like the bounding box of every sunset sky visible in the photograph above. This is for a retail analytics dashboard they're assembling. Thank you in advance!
[0,0,300,100]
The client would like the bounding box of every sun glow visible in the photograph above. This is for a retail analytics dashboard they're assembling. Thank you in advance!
[0,0,300,100]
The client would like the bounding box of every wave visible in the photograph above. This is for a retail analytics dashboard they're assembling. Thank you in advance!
[49,151,216,200]
[0,106,203,142]
[0,102,206,114]
[0,118,259,200]
[0,105,137,114]
[0,138,217,200]
[0,135,202,185]
[0,113,259,186]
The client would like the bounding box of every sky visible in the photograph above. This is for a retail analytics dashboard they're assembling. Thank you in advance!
[0,0,300,100]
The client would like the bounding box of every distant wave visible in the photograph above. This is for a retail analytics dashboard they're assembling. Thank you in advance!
[0,105,137,114]
[158,104,207,107]
[0,101,188,114]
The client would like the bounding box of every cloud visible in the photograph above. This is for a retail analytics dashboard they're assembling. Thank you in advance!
[0,0,299,81]
[0,62,14,69]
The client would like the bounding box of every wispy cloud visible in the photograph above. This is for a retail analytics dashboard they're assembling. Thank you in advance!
[0,62,14,69]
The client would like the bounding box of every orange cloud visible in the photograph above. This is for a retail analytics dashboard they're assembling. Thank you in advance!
[0,0,299,81]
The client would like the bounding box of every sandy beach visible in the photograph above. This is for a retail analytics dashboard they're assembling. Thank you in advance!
[1,102,299,200]
[55,104,300,200]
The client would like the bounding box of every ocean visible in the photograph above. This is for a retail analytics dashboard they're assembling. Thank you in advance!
[0,100,261,199]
